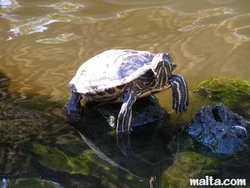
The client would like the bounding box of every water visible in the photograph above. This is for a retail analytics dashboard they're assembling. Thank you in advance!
[0,0,250,187]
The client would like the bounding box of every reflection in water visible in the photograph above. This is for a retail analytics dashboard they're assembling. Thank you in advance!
[78,131,142,179]
[0,72,69,187]
[40,2,85,13]
[5,14,98,36]
[36,33,81,44]
[0,0,20,13]
[9,17,53,35]
[206,0,235,5]
[69,95,175,187]
[0,72,173,187]
[177,7,234,32]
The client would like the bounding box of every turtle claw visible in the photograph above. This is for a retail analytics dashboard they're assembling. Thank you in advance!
[169,74,189,114]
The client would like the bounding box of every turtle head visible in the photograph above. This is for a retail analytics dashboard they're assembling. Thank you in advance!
[152,53,176,88]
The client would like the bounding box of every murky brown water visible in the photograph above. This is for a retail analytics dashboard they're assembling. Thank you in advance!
[1,0,250,187]
[1,0,250,99]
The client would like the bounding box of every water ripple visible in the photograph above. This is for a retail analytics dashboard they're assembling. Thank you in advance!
[3,13,98,36]
[40,2,85,13]
[1,4,250,99]
[0,0,20,13]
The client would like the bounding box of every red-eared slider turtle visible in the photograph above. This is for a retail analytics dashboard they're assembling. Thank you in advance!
[66,49,189,134]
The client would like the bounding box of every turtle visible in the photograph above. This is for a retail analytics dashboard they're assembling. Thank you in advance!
[66,49,189,134]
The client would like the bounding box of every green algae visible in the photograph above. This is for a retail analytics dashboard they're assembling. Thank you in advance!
[161,151,220,188]
[192,76,250,107]
[31,143,90,175]
[5,178,62,188]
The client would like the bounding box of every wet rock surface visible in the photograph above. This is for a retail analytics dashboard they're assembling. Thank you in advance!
[72,96,171,157]
[95,95,167,130]
[186,103,249,155]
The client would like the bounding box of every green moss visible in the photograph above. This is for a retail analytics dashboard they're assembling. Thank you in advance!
[31,144,90,175]
[6,178,62,188]
[192,77,250,106]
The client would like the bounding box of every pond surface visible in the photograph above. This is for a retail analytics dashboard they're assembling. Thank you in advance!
[0,0,250,187]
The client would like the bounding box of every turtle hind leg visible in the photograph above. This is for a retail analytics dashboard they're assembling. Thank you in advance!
[116,91,138,135]
[66,91,82,123]
[170,74,189,114]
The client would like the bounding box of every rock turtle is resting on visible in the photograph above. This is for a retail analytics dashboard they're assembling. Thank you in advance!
[66,49,189,134]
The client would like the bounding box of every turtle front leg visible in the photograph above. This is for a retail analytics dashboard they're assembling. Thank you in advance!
[66,91,82,123]
[116,92,138,134]
[169,74,189,114]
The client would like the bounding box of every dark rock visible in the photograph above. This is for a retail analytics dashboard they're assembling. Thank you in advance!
[71,96,170,157]
[186,103,249,155]
[95,95,168,130]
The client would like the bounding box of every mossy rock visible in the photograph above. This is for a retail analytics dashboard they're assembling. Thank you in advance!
[162,151,219,187]
[192,77,250,107]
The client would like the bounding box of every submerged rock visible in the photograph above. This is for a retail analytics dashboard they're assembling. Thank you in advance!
[186,103,249,155]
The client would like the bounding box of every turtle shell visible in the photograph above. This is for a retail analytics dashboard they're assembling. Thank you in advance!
[69,49,155,93]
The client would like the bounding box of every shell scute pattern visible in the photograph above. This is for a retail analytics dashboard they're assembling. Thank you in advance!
[105,87,116,94]
[69,49,155,94]
[117,53,154,81]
